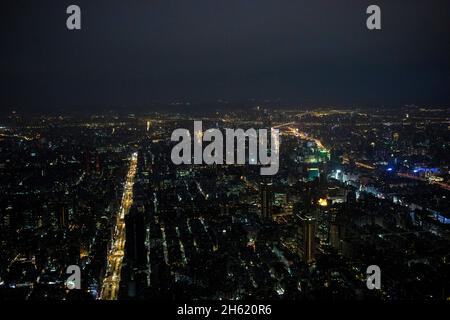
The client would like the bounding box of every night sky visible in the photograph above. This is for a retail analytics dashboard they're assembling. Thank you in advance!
[1,0,449,111]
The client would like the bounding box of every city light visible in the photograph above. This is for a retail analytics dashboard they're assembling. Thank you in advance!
[318,198,328,207]
[1,0,449,306]
[100,152,138,300]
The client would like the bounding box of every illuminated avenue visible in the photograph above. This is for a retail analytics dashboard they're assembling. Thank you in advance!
[100,152,138,300]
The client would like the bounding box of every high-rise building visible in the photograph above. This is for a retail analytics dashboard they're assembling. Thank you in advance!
[125,206,147,269]
[260,181,273,220]
[347,190,357,204]
[330,212,341,251]
[298,214,316,264]
[59,205,69,229]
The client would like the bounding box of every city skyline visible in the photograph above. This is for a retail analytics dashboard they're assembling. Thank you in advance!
[1,105,449,301]
[0,0,449,308]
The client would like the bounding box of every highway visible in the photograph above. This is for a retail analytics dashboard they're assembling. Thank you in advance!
[100,152,138,300]
[397,172,450,191]
[284,126,329,152]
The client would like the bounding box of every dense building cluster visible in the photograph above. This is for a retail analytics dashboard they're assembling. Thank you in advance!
[0,104,449,300]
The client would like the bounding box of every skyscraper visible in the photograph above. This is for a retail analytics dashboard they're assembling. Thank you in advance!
[59,205,68,229]
[298,214,316,264]
[330,212,341,252]
[260,180,273,220]
[125,206,147,269]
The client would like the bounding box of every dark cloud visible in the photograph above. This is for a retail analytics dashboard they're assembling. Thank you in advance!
[1,0,449,111]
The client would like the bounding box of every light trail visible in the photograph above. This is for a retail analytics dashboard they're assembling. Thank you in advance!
[285,127,329,152]
[100,152,138,300]
[284,126,377,171]
[397,172,450,191]
[272,121,296,129]
[341,156,376,170]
